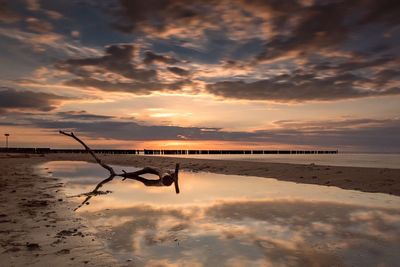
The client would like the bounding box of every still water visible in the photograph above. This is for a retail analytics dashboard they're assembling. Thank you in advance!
[38,161,400,267]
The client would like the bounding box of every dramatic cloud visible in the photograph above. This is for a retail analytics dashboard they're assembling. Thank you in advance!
[108,0,216,36]
[25,17,53,33]
[3,111,399,151]
[13,0,393,102]
[57,44,193,94]
[247,0,400,61]
[0,0,20,23]
[0,27,100,56]
[58,44,156,82]
[204,48,400,102]
[143,51,179,65]
[206,76,400,102]
[254,118,400,151]
[56,111,113,121]
[167,66,190,76]
[64,77,191,95]
[105,0,399,56]
[0,87,68,113]
[29,116,240,141]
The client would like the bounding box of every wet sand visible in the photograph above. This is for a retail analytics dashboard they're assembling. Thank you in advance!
[0,155,120,267]
[1,153,399,266]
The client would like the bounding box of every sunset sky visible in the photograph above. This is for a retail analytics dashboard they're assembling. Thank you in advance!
[0,0,399,152]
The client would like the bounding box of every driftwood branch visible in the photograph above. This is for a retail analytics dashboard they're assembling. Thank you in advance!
[174,163,180,194]
[59,130,181,210]
[59,131,116,176]
[121,164,180,194]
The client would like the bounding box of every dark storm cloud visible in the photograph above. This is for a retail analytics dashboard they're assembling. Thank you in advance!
[0,0,21,23]
[143,51,179,65]
[64,77,191,95]
[106,0,399,58]
[311,57,397,73]
[57,43,194,94]
[253,0,400,61]
[56,111,114,121]
[374,69,400,86]
[0,87,68,112]
[206,74,400,102]
[58,44,156,82]
[167,66,190,76]
[25,17,53,33]
[358,0,400,26]
[108,0,213,34]
[255,1,349,60]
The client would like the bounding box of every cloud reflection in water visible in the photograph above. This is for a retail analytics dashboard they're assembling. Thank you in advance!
[39,161,400,266]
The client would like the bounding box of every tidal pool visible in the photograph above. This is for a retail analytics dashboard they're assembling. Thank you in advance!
[37,161,400,267]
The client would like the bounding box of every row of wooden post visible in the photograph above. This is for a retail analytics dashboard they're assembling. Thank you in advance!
[0,147,338,155]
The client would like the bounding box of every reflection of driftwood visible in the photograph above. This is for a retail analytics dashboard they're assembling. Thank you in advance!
[70,176,114,211]
[59,131,180,210]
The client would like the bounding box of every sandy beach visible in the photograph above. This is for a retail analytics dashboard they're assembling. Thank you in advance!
[1,153,399,266]
[0,154,120,267]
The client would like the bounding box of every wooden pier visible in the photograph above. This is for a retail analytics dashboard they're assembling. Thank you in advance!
[0,147,338,155]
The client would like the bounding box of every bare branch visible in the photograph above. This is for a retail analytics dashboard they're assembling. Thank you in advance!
[59,130,181,211]
[121,165,180,194]
[121,167,162,179]
[59,131,115,176]
[72,175,114,211]
[174,163,180,194]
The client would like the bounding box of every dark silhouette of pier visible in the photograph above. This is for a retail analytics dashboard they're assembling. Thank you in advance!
[0,147,338,155]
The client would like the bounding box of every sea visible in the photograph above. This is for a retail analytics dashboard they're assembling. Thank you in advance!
[149,153,400,169]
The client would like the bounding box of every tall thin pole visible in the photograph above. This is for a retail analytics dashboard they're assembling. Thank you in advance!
[5,133,9,149]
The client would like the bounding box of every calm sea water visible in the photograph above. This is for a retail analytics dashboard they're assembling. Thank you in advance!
[37,161,400,267]
[151,153,400,169]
